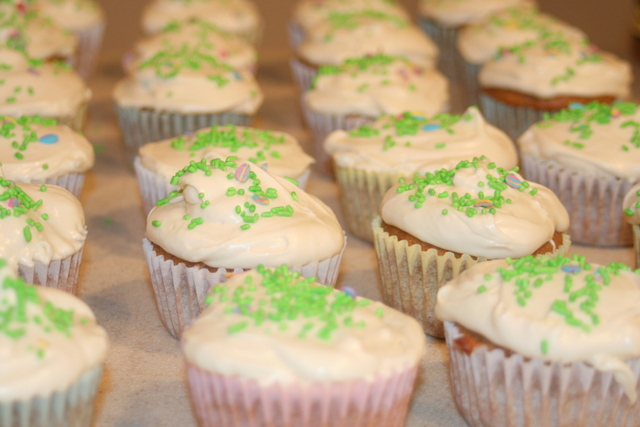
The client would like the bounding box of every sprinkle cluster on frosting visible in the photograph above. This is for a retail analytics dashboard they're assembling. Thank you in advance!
[1,114,58,162]
[205,264,379,339]
[324,9,408,33]
[0,178,49,242]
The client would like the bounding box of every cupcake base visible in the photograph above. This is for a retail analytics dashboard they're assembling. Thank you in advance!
[74,22,106,80]
[18,248,85,295]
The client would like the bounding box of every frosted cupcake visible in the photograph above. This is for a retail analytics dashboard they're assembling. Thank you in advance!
[479,33,632,140]
[183,265,425,427]
[519,101,640,246]
[325,106,517,242]
[624,184,640,267]
[0,258,108,427]
[0,48,91,131]
[303,54,449,172]
[0,115,94,197]
[113,44,263,166]
[0,180,87,295]
[437,255,640,427]
[135,124,314,214]
[291,11,438,91]
[144,156,346,338]
[372,156,570,337]
[141,0,263,44]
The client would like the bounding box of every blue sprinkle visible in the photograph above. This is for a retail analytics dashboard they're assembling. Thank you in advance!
[423,124,441,131]
[342,286,357,298]
[39,134,58,144]
[232,71,242,80]
[561,265,581,274]
[568,103,585,110]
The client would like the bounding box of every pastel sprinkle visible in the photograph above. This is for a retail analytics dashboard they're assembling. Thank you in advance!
[561,265,581,274]
[234,163,250,183]
[38,134,58,144]
[261,163,268,170]
[342,286,357,298]
[505,174,523,189]
[423,123,441,131]
[474,199,493,208]
[251,194,270,205]
[7,197,19,207]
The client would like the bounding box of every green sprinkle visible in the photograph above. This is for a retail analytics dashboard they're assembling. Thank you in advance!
[152,220,162,227]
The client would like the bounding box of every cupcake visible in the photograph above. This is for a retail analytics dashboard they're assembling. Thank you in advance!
[0,48,91,131]
[135,124,314,214]
[291,11,438,91]
[0,257,108,427]
[456,5,585,109]
[141,0,263,45]
[436,255,640,427]
[0,180,87,295]
[478,32,632,140]
[0,115,95,197]
[144,156,346,338]
[519,101,640,246]
[183,265,425,427]
[29,0,105,79]
[325,106,517,242]
[288,0,411,49]
[113,44,263,167]
[303,54,449,172]
[624,183,640,267]
[372,156,570,337]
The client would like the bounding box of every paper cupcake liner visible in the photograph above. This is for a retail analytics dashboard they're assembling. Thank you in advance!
[53,102,88,133]
[18,247,85,296]
[143,236,346,339]
[633,225,640,269]
[73,22,106,80]
[185,363,418,427]
[443,321,640,427]
[135,157,312,216]
[0,364,103,427]
[479,94,546,141]
[20,173,86,199]
[287,22,305,50]
[290,57,316,93]
[372,217,570,338]
[458,61,482,109]
[115,106,252,168]
[520,154,633,246]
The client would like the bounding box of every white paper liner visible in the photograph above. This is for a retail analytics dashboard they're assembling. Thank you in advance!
[143,236,347,339]
[372,217,571,338]
[0,364,103,427]
[115,106,252,168]
[20,173,86,199]
[134,157,313,216]
[73,22,106,80]
[479,93,546,141]
[443,322,640,427]
[290,57,316,93]
[287,22,305,50]
[18,246,85,296]
[633,225,640,269]
[458,61,482,109]
[185,363,418,427]
[520,154,633,246]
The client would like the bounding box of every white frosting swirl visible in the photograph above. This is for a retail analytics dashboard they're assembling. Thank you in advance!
[296,12,438,69]
[380,157,569,258]
[519,102,640,180]
[478,34,632,99]
[0,48,90,120]
[623,183,640,226]
[325,106,517,173]
[436,256,640,401]
[141,0,262,38]
[139,125,314,183]
[457,6,585,64]
[0,116,94,180]
[182,266,425,384]
[0,181,87,269]
[418,0,534,28]
[146,157,345,269]
[0,260,108,400]
[304,55,448,117]
[33,0,105,31]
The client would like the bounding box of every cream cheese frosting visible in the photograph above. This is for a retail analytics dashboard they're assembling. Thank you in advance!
[0,180,87,269]
[128,20,258,75]
[623,183,640,226]
[380,156,569,258]
[141,0,262,38]
[436,255,640,402]
[32,0,105,31]
[296,11,438,69]
[478,33,632,99]
[139,124,314,182]
[113,44,263,114]
[519,101,640,180]
[0,48,90,120]
[0,115,94,181]
[0,258,108,401]
[304,55,448,117]
[457,6,585,65]
[324,106,517,173]
[418,0,534,28]
[146,156,345,269]
[182,265,425,385]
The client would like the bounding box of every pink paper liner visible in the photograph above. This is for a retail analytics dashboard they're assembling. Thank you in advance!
[479,93,546,141]
[20,173,86,199]
[18,246,85,296]
[73,22,106,80]
[520,154,633,246]
[443,322,640,427]
[143,236,346,339]
[185,363,418,427]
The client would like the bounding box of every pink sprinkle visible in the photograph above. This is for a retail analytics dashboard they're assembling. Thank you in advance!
[612,108,621,117]
[234,163,250,182]
[260,163,268,170]
[28,68,40,76]
[413,67,423,75]
[219,50,228,58]
[7,197,19,207]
